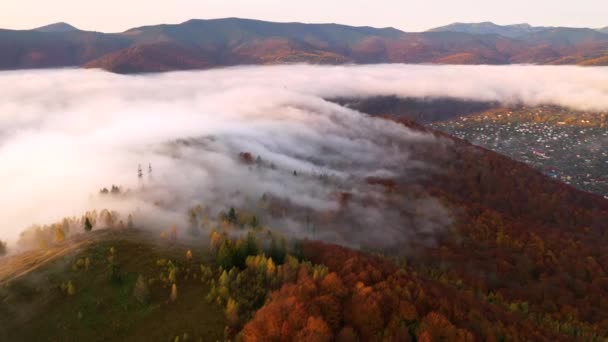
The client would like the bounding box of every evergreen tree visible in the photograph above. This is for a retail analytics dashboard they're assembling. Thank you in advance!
[84,217,93,232]
[110,264,122,284]
[245,233,259,257]
[227,207,237,224]
[235,233,259,269]
[217,239,236,270]
[250,215,259,228]
[268,235,287,264]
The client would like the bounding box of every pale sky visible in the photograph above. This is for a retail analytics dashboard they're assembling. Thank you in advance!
[1,0,606,33]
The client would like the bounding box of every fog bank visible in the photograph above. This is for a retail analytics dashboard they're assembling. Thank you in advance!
[1,64,605,248]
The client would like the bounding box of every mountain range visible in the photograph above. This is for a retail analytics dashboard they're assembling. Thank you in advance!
[1,18,608,73]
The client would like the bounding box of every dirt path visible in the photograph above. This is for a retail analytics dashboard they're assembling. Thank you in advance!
[0,230,119,285]
[0,228,207,286]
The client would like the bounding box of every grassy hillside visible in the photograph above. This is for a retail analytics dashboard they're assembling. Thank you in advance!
[0,229,225,342]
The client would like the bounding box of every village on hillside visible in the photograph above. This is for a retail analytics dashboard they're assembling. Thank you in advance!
[431,107,608,198]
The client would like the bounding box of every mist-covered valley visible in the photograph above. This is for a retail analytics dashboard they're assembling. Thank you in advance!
[2,64,608,248]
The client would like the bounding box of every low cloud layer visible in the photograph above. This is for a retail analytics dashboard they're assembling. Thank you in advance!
[1,64,606,249]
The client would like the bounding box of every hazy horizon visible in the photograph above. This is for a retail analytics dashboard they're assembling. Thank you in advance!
[1,0,606,33]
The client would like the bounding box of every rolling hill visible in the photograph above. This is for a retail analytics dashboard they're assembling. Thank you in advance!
[1,18,608,73]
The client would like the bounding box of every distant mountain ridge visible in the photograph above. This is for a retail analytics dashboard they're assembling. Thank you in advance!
[1,18,608,73]
[427,22,550,38]
[428,21,608,37]
[33,22,80,33]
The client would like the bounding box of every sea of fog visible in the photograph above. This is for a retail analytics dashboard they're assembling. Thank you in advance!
[1,64,607,248]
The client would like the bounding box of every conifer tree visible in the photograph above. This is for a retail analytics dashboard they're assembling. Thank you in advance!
[84,217,93,232]
[227,207,237,224]
[217,239,236,270]
[250,216,259,228]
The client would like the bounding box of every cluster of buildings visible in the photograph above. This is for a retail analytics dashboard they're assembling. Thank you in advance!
[431,108,608,198]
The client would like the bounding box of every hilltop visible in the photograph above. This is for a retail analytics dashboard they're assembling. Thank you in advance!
[33,22,80,33]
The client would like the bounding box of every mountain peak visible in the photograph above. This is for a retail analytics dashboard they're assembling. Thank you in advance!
[33,22,80,33]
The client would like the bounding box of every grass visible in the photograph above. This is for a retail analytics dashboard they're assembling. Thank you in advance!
[0,229,226,342]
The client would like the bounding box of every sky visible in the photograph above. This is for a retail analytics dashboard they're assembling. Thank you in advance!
[1,0,606,33]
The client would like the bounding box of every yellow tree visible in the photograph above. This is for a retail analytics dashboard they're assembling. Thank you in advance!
[54,225,66,243]
[225,298,240,327]
[170,283,178,302]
